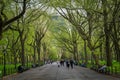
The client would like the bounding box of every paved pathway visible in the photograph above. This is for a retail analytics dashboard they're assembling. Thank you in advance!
[3,62,120,80]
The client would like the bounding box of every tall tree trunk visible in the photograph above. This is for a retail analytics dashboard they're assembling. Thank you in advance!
[0,15,3,39]
[33,41,36,64]
[91,50,99,65]
[99,43,103,61]
[43,43,47,64]
[33,47,36,64]
[73,42,77,61]
[114,41,120,61]
[20,34,25,66]
[37,42,41,65]
[104,14,112,66]
[84,40,88,64]
[102,0,112,66]
[13,53,17,69]
[112,18,120,62]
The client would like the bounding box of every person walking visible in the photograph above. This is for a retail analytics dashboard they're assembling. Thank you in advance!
[66,60,70,69]
[70,59,74,69]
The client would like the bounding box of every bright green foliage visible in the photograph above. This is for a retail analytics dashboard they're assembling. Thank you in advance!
[0,0,120,76]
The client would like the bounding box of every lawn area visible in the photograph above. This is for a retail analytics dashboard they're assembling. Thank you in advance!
[0,63,32,77]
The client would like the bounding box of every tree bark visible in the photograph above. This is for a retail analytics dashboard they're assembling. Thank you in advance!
[99,43,103,61]
[102,0,112,66]
[84,40,88,64]
[19,31,26,66]
[33,41,36,64]
[37,42,41,65]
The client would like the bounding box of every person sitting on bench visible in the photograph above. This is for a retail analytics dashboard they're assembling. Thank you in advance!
[81,62,86,67]
[18,65,24,73]
[98,64,107,72]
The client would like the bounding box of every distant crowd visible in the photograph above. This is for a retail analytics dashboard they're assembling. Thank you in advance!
[57,59,77,69]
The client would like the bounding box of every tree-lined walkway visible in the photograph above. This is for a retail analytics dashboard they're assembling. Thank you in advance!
[3,63,120,80]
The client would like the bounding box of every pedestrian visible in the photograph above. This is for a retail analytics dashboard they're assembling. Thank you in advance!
[66,60,70,69]
[60,59,64,66]
[70,59,74,69]
[60,60,62,66]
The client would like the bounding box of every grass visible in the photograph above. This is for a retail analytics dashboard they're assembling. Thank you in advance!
[0,62,44,77]
[0,63,33,77]
[0,64,18,77]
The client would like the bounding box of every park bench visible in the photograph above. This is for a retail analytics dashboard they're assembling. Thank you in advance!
[31,63,39,68]
[91,65,110,74]
[18,65,24,73]
[17,65,29,73]
[80,63,87,67]
[90,65,99,71]
[31,64,36,68]
[99,67,110,74]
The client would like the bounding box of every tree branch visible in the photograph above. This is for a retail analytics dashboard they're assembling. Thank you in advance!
[3,0,27,30]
